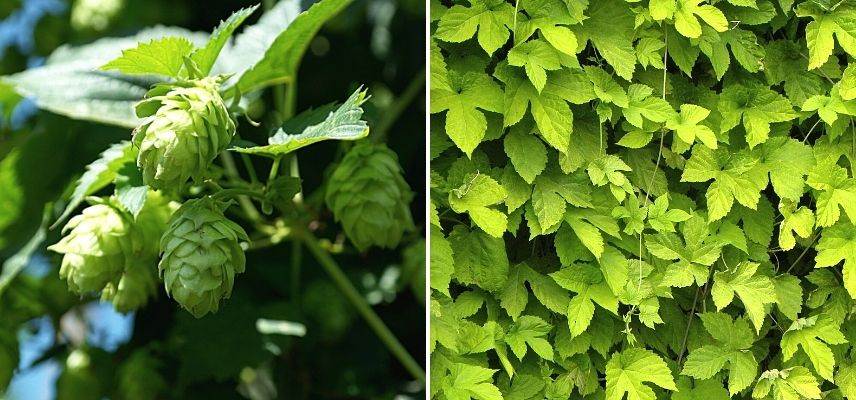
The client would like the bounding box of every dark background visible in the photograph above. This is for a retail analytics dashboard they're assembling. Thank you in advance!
[0,0,426,398]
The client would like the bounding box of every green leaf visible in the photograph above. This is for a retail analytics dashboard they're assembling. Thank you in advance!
[806,160,856,227]
[711,261,777,332]
[781,316,847,381]
[773,274,804,321]
[666,104,717,149]
[752,367,822,400]
[796,1,856,69]
[190,5,259,76]
[673,378,729,400]
[234,0,352,93]
[3,27,205,127]
[101,36,196,77]
[503,129,548,184]
[841,64,856,100]
[551,263,618,336]
[648,215,722,287]
[431,72,504,156]
[234,89,369,157]
[762,137,815,201]
[777,200,815,251]
[622,84,676,129]
[605,348,677,400]
[448,225,510,292]
[517,0,579,55]
[435,0,514,55]
[449,173,508,237]
[815,222,856,300]
[505,315,554,360]
[530,172,591,231]
[507,40,562,92]
[114,163,148,219]
[575,0,636,79]
[682,312,758,394]
[431,226,455,296]
[718,85,797,148]
[681,146,767,221]
[443,363,503,400]
[494,64,574,153]
[54,141,136,228]
[673,0,729,38]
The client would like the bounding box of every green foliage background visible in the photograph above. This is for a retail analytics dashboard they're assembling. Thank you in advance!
[430,0,856,398]
[0,0,426,398]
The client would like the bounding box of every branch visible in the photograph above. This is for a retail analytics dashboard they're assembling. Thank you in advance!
[298,228,426,383]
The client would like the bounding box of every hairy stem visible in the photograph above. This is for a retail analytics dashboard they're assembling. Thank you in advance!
[299,229,426,383]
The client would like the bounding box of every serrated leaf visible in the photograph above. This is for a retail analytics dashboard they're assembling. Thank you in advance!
[4,27,205,127]
[431,72,503,156]
[503,129,547,184]
[711,261,777,332]
[191,5,259,76]
[435,0,514,55]
[815,222,856,300]
[234,89,369,157]
[448,225,509,292]
[605,348,677,400]
[101,36,195,77]
[234,0,351,93]
[449,173,508,237]
[781,316,846,381]
[54,141,136,228]
[575,0,636,79]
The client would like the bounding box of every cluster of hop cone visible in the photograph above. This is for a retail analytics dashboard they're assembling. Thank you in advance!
[49,76,248,318]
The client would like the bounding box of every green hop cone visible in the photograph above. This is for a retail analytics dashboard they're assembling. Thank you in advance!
[0,328,17,392]
[325,143,415,251]
[101,192,176,313]
[132,76,236,190]
[48,201,134,293]
[159,197,248,318]
[100,262,158,314]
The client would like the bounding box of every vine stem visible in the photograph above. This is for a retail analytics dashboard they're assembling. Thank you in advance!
[298,229,426,383]
[220,151,263,222]
[785,230,820,274]
[211,187,266,201]
[676,262,716,365]
[373,69,426,142]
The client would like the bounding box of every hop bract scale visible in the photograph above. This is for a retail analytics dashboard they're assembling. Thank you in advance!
[158,197,249,318]
[132,76,236,190]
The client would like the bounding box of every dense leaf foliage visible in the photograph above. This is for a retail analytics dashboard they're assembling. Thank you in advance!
[430,0,856,398]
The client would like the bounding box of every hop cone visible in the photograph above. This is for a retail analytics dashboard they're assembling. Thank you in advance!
[100,262,158,314]
[48,201,134,293]
[99,192,171,311]
[132,76,235,190]
[0,328,17,392]
[325,143,414,251]
[159,197,248,317]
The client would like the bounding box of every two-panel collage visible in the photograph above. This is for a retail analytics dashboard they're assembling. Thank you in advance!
[1,0,855,398]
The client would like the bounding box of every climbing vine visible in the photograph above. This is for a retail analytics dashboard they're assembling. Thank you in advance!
[430,0,856,398]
